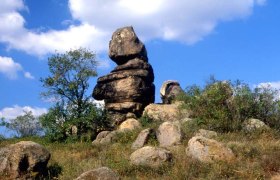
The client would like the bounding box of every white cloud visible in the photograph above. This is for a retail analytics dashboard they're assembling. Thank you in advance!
[24,71,35,79]
[68,0,266,43]
[0,56,35,79]
[0,0,266,56]
[0,56,22,79]
[0,105,48,120]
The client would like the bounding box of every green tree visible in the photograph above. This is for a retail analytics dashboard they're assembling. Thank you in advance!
[0,111,42,137]
[40,48,110,141]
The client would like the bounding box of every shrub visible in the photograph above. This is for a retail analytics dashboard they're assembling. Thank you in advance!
[179,77,280,132]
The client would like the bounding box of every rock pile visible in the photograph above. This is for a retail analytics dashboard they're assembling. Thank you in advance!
[93,26,155,125]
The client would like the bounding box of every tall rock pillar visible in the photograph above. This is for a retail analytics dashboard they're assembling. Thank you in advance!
[93,26,155,125]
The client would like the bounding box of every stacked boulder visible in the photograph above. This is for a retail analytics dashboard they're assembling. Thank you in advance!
[93,26,155,125]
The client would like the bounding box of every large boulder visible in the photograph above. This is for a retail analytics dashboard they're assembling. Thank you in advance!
[76,167,119,180]
[186,136,235,163]
[93,26,155,124]
[130,146,172,168]
[143,102,190,121]
[160,80,184,104]
[131,128,153,150]
[157,122,182,147]
[0,141,51,179]
[243,118,269,132]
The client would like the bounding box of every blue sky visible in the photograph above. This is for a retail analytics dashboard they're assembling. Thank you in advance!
[0,0,280,134]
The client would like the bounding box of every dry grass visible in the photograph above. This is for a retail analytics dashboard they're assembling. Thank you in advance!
[1,127,280,179]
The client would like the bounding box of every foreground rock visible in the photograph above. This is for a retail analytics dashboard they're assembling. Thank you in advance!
[76,167,119,180]
[93,26,155,125]
[157,122,182,147]
[131,128,153,150]
[130,146,172,168]
[143,102,190,121]
[160,80,183,104]
[0,141,50,179]
[119,118,141,131]
[187,136,235,163]
[243,118,269,132]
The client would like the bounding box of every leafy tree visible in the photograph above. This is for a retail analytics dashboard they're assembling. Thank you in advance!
[40,48,110,140]
[0,111,42,137]
[39,102,111,142]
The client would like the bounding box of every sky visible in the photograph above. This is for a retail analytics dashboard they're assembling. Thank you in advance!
[0,0,280,136]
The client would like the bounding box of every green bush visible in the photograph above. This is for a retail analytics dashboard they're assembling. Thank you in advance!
[179,77,280,132]
[40,103,111,142]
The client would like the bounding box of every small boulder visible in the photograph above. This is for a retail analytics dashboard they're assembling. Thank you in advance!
[157,122,182,147]
[131,128,153,150]
[160,80,183,104]
[0,141,51,179]
[243,118,269,132]
[92,131,118,145]
[187,136,235,163]
[76,167,119,180]
[143,102,190,121]
[195,129,218,139]
[119,118,141,131]
[130,146,172,168]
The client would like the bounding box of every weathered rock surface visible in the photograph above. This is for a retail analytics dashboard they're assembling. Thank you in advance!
[186,136,235,163]
[195,129,218,139]
[109,27,147,64]
[131,128,153,150]
[76,167,119,180]
[157,122,182,147]
[93,26,155,124]
[119,118,141,131]
[130,146,172,168]
[92,131,118,145]
[0,141,50,179]
[243,118,269,132]
[143,102,190,121]
[160,80,183,104]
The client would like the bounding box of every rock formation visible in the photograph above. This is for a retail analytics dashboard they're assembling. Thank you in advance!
[93,26,155,125]
[160,80,183,104]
